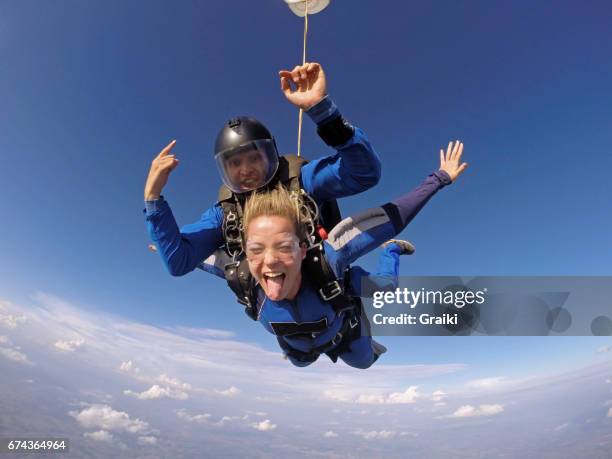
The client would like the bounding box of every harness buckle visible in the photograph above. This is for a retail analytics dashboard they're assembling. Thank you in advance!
[331,332,343,347]
[319,280,342,301]
[349,315,359,329]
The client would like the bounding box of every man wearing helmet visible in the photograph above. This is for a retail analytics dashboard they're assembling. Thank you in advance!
[144,62,382,282]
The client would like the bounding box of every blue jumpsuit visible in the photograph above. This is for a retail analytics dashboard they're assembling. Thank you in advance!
[198,171,453,369]
[145,96,381,276]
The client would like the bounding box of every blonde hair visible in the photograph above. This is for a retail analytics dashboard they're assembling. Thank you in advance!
[243,185,308,243]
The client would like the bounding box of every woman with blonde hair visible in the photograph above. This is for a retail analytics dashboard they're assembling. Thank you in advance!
[207,140,467,369]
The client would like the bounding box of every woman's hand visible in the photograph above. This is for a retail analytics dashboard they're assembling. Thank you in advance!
[439,140,468,182]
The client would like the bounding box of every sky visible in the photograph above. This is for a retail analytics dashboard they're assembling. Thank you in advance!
[1,0,612,457]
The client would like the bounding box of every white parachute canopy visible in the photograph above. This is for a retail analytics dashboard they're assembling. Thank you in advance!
[285,0,330,17]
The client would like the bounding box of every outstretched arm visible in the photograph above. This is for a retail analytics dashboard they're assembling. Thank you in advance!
[279,63,381,201]
[324,141,468,275]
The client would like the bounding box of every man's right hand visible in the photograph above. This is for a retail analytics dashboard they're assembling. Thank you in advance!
[279,62,327,110]
[144,140,180,201]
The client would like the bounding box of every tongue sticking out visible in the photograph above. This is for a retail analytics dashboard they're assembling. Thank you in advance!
[266,275,285,299]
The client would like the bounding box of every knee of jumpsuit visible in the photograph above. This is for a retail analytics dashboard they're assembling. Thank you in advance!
[287,354,319,368]
[338,335,384,370]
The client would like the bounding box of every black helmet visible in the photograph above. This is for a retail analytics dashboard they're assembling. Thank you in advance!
[214,117,280,194]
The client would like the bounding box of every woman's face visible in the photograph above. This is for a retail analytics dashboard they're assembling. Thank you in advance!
[245,215,306,301]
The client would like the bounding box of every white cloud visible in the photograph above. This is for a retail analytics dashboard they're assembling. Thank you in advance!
[606,379,612,384]
[172,326,236,339]
[353,386,421,405]
[158,374,191,390]
[323,431,338,438]
[137,436,157,445]
[0,346,33,365]
[84,430,114,442]
[176,409,211,423]
[465,377,505,390]
[218,415,247,426]
[602,400,612,407]
[176,409,247,427]
[216,386,240,397]
[251,419,277,431]
[70,404,149,434]
[0,335,8,344]
[323,390,351,403]
[119,361,141,374]
[387,386,421,404]
[0,313,27,329]
[124,384,188,400]
[608,408,612,418]
[357,430,396,440]
[431,390,447,402]
[597,345,611,354]
[554,423,568,431]
[445,404,504,418]
[54,338,84,352]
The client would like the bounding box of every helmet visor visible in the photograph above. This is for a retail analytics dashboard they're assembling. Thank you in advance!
[215,139,279,194]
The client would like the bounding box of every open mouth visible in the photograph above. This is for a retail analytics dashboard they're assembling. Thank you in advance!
[241,177,261,187]
[263,272,286,299]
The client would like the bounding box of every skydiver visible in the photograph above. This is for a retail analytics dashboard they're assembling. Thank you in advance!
[144,63,382,295]
[201,141,468,368]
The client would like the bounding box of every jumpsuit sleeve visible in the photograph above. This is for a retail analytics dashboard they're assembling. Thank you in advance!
[324,170,452,277]
[299,96,382,201]
[144,198,225,276]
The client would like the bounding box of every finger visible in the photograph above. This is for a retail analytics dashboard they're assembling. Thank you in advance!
[451,140,461,160]
[446,141,453,160]
[159,156,178,168]
[158,139,176,158]
[170,158,180,171]
[280,76,293,95]
[291,66,301,85]
[306,62,316,73]
[440,149,445,166]
[455,142,464,161]
[456,162,468,177]
[307,63,319,88]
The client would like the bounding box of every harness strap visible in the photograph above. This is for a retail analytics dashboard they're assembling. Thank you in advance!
[224,258,257,319]
[277,305,362,364]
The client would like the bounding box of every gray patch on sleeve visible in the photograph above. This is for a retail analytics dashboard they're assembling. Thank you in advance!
[326,207,389,251]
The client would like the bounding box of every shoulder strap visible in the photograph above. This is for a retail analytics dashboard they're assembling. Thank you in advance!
[301,243,356,314]
[224,257,259,320]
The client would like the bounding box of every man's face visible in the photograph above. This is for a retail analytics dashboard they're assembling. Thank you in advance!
[225,150,269,192]
[245,215,306,301]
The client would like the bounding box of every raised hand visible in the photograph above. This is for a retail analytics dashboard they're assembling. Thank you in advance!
[144,140,180,201]
[279,62,327,110]
[439,140,468,182]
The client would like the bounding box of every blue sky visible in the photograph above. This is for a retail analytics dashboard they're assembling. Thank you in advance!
[1,1,611,456]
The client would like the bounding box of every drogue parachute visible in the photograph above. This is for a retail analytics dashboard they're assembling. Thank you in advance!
[284,0,330,17]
